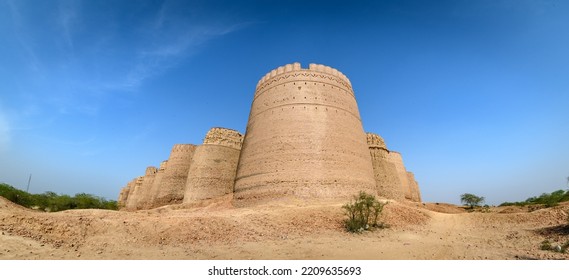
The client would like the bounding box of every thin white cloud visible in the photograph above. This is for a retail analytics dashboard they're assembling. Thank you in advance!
[4,0,42,73]
[3,0,252,114]
[57,0,80,49]
[115,21,250,91]
[104,1,254,91]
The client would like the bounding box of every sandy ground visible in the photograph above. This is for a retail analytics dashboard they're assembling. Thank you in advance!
[0,196,568,260]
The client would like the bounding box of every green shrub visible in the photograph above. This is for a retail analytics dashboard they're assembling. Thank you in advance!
[540,240,552,251]
[342,191,388,233]
[0,183,117,211]
[500,189,569,207]
[540,239,569,254]
[561,241,569,254]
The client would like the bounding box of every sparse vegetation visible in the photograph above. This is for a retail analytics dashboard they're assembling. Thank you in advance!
[342,191,388,233]
[540,239,568,254]
[540,240,552,250]
[460,193,485,209]
[0,183,117,211]
[500,189,569,208]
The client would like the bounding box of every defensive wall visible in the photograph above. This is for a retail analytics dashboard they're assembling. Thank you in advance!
[124,176,143,210]
[183,128,243,202]
[118,62,422,210]
[133,166,157,210]
[366,133,405,201]
[407,172,422,202]
[152,144,196,207]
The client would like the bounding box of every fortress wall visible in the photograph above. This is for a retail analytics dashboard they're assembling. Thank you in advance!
[145,160,168,209]
[183,128,243,202]
[153,145,196,207]
[406,172,422,202]
[124,179,137,209]
[203,127,243,149]
[132,166,157,210]
[366,133,405,201]
[234,63,376,204]
[386,151,412,200]
[367,133,387,150]
[125,176,144,210]
[117,185,130,210]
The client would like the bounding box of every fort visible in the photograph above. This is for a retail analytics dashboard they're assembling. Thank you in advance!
[118,63,421,210]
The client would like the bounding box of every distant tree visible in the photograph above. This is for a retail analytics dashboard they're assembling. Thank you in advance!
[460,193,485,209]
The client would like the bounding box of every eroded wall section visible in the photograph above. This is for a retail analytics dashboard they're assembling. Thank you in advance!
[407,172,422,202]
[183,128,243,202]
[385,151,412,200]
[124,176,143,210]
[131,166,157,210]
[152,145,196,207]
[367,133,405,201]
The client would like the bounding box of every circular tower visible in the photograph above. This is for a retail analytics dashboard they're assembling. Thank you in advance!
[366,133,405,201]
[153,144,196,207]
[146,160,168,209]
[117,183,131,210]
[386,151,412,200]
[234,63,376,204]
[406,171,422,202]
[183,127,243,202]
[125,176,144,210]
[135,166,157,209]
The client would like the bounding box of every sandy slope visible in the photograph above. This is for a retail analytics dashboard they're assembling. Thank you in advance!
[0,196,567,260]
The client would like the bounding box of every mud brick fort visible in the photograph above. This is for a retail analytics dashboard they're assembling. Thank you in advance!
[118,63,421,210]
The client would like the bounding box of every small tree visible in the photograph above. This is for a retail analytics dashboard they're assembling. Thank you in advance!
[460,193,485,209]
[342,191,387,233]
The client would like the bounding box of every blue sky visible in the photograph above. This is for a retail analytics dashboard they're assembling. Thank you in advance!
[0,0,568,205]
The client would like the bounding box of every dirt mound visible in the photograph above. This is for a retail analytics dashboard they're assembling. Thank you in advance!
[421,202,466,214]
[472,205,569,229]
[497,206,527,214]
[0,196,32,212]
[1,198,567,260]
[383,202,431,227]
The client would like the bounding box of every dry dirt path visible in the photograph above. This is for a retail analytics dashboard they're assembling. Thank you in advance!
[1,197,568,260]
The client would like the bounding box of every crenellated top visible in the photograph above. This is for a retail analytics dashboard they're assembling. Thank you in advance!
[203,127,244,150]
[171,144,196,153]
[366,132,387,150]
[145,166,158,176]
[307,63,350,85]
[158,160,168,171]
[255,62,352,93]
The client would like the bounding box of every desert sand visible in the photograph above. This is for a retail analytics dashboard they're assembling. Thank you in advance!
[0,196,567,260]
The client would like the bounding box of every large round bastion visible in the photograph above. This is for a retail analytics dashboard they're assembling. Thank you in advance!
[233,63,377,203]
[184,128,243,202]
[118,62,422,210]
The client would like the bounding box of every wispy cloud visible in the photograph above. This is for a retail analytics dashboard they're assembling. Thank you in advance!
[4,0,42,73]
[57,0,80,50]
[111,2,252,91]
[2,0,252,116]
[118,23,249,91]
